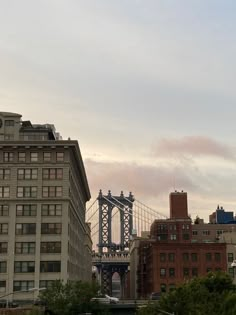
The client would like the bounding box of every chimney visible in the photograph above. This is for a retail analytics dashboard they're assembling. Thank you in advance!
[169,191,188,219]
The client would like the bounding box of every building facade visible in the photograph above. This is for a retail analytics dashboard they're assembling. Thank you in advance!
[0,112,92,303]
[130,191,227,299]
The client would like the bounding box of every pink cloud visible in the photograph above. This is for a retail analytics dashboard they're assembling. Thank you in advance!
[152,136,235,160]
[84,159,196,201]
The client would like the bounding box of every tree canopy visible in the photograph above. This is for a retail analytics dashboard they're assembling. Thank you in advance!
[138,272,236,315]
[39,280,109,315]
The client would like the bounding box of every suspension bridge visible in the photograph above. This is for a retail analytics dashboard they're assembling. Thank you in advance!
[86,190,167,297]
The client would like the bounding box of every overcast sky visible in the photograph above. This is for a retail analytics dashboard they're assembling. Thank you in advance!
[1,0,236,222]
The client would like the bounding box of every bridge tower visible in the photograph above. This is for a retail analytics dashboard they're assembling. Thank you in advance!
[95,190,134,296]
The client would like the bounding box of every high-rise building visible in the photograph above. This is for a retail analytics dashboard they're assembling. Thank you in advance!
[0,112,92,303]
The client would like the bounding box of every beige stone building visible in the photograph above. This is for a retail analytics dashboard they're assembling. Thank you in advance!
[0,112,92,303]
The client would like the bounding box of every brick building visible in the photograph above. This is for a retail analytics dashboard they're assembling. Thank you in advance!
[130,191,227,299]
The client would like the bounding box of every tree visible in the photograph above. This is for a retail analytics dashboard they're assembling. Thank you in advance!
[39,280,108,315]
[138,272,236,315]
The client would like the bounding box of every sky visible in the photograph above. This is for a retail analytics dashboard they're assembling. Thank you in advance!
[1,0,236,222]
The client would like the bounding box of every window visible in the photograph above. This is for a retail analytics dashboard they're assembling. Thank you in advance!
[191,253,198,262]
[42,186,62,198]
[0,262,7,273]
[0,281,6,293]
[0,187,10,198]
[17,169,38,180]
[228,253,234,263]
[16,204,37,216]
[160,253,166,262]
[14,261,35,273]
[43,152,51,162]
[56,152,64,162]
[183,253,189,261]
[30,153,38,162]
[15,223,36,235]
[202,230,210,235]
[215,253,221,262]
[206,253,212,261]
[160,284,166,293]
[40,242,61,253]
[5,120,14,126]
[15,242,35,254]
[0,224,8,234]
[42,168,63,180]
[41,223,62,234]
[3,152,13,162]
[0,169,10,180]
[18,152,26,162]
[169,268,175,277]
[192,230,198,235]
[40,261,61,273]
[0,243,7,254]
[157,234,168,241]
[170,234,177,240]
[0,205,9,216]
[168,253,175,262]
[13,281,34,292]
[160,268,166,277]
[41,204,62,216]
[183,233,190,240]
[39,280,55,289]
[228,267,234,278]
[17,186,37,198]
[192,268,198,276]
[183,268,189,277]
[158,224,168,231]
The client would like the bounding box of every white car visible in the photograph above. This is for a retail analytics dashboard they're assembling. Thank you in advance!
[91,296,110,304]
[105,294,119,304]
[91,294,119,304]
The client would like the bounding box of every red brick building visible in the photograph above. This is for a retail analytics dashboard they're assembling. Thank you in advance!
[132,191,227,298]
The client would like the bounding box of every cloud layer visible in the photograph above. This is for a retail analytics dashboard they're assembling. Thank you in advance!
[152,136,235,160]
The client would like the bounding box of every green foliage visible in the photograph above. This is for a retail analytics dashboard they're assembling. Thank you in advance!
[39,279,108,315]
[138,272,236,315]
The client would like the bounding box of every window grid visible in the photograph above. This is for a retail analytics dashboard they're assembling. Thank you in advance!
[17,169,38,180]
[16,205,37,216]
[40,242,61,253]
[17,186,37,198]
[0,242,7,254]
[41,223,62,234]
[30,153,38,162]
[56,152,64,162]
[0,224,8,234]
[42,169,63,180]
[43,152,51,162]
[15,223,36,235]
[3,152,13,162]
[15,242,35,254]
[0,205,9,216]
[14,261,35,273]
[42,186,62,198]
[18,152,26,162]
[0,187,10,198]
[0,169,10,180]
[40,261,61,273]
[41,204,62,216]
[0,262,7,273]
[13,281,34,292]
